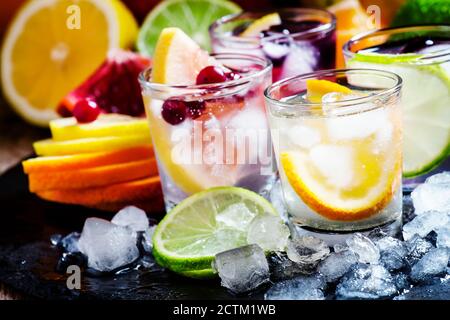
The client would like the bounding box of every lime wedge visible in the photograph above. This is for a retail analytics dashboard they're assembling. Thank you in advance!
[152,187,280,278]
[348,56,450,177]
[137,0,241,56]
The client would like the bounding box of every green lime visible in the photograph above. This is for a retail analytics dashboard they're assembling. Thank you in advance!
[137,0,241,56]
[349,55,450,177]
[152,187,279,278]
[392,0,450,27]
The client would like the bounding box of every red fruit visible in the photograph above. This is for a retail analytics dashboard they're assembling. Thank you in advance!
[58,49,151,117]
[72,99,101,123]
[196,66,228,85]
[161,100,187,125]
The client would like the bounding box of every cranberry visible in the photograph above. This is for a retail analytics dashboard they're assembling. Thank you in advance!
[186,101,205,119]
[161,99,187,125]
[73,99,101,123]
[196,66,228,85]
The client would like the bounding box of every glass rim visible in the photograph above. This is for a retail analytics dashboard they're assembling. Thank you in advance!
[264,68,402,112]
[343,24,450,64]
[138,53,272,92]
[209,8,336,44]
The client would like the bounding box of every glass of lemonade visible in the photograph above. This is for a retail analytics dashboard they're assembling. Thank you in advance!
[209,8,336,81]
[344,25,450,190]
[140,54,274,210]
[264,69,403,232]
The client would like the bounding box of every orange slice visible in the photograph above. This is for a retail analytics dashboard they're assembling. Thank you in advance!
[306,79,352,103]
[28,158,158,192]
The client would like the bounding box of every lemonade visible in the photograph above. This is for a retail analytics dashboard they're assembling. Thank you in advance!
[344,25,450,189]
[264,70,403,231]
[139,28,274,209]
[209,8,336,81]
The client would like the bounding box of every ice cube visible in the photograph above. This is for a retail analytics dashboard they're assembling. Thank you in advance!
[376,236,407,257]
[111,206,149,232]
[287,125,321,149]
[309,144,354,188]
[279,42,316,79]
[264,274,326,300]
[411,174,450,214]
[393,272,411,292]
[246,213,290,252]
[286,236,330,267]
[436,226,450,248]
[60,232,80,253]
[317,250,358,283]
[405,234,434,264]
[326,107,388,141]
[216,203,257,232]
[380,250,406,272]
[402,211,449,241]
[141,225,157,253]
[267,252,311,281]
[346,233,380,264]
[335,263,397,300]
[78,218,139,272]
[213,244,270,294]
[333,243,348,253]
[410,248,450,283]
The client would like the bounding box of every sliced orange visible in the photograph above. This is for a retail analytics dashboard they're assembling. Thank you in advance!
[22,146,154,174]
[36,176,162,206]
[28,158,158,192]
[306,79,352,103]
[280,141,401,221]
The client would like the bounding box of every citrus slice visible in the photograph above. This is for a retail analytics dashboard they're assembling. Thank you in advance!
[137,0,241,57]
[281,143,401,221]
[152,187,279,278]
[50,114,151,141]
[348,55,450,177]
[240,13,281,37]
[33,135,151,156]
[1,0,138,127]
[152,27,219,85]
[306,79,352,103]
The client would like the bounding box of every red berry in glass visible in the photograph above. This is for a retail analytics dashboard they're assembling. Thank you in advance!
[161,99,188,125]
[196,66,228,85]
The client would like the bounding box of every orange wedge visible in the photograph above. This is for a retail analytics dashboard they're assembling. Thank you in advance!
[36,176,162,206]
[23,146,154,174]
[28,158,158,192]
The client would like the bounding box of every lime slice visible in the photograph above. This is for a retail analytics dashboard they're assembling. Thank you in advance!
[137,0,241,56]
[152,187,279,278]
[348,56,450,177]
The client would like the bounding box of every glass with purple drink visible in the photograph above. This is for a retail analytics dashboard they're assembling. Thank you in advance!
[209,8,336,81]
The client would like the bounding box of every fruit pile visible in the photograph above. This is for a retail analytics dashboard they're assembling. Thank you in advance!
[22,114,163,213]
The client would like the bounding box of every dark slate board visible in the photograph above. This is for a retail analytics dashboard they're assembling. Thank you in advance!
[0,164,263,300]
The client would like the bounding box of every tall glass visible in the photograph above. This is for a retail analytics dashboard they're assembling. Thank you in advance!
[344,25,450,190]
[265,69,403,232]
[209,8,336,82]
[140,54,273,210]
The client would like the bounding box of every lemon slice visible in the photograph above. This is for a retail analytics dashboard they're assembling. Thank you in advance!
[240,13,281,37]
[281,143,401,221]
[1,0,138,127]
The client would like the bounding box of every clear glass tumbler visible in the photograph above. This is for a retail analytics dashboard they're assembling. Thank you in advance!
[344,25,450,190]
[209,8,336,81]
[265,69,403,232]
[140,54,274,210]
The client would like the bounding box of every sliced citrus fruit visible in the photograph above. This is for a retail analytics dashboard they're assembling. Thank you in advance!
[306,79,352,103]
[1,0,138,127]
[137,0,241,57]
[240,12,281,37]
[28,158,158,192]
[50,114,151,141]
[152,27,218,85]
[152,187,280,278]
[328,0,371,68]
[33,135,151,156]
[22,146,154,174]
[348,55,450,177]
[280,141,401,221]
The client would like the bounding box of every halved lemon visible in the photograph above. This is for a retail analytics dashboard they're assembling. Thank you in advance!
[1,0,138,127]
